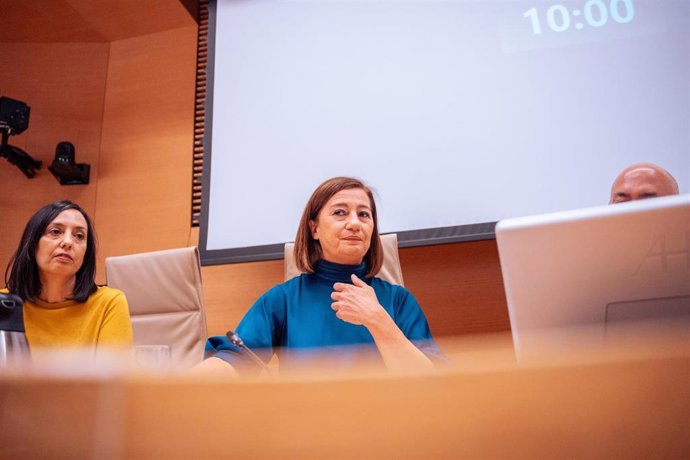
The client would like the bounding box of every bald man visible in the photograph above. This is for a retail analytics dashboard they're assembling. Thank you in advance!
[609,163,680,204]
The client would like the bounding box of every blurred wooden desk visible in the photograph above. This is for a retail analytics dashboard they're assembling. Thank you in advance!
[0,338,688,459]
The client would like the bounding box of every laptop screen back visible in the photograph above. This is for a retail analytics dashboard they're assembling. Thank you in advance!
[495,194,690,354]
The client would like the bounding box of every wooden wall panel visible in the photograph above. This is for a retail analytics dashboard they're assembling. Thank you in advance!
[0,0,196,43]
[400,240,510,337]
[0,42,109,278]
[201,260,284,337]
[96,26,198,283]
[66,0,196,41]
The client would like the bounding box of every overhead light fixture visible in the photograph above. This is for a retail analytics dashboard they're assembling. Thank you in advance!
[0,96,41,178]
[48,141,90,185]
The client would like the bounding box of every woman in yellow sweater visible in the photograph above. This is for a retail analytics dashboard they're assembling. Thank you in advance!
[3,200,133,352]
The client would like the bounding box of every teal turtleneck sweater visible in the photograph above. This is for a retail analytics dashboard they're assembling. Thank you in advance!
[205,260,442,370]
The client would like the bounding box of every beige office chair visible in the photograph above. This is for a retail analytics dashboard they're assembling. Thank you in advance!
[105,247,208,369]
[284,233,404,285]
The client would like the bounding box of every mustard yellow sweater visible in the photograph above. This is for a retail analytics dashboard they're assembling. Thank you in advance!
[3,286,133,350]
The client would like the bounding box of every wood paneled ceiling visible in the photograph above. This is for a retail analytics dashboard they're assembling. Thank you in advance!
[0,0,198,43]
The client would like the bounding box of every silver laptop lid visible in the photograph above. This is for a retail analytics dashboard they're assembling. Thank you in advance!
[496,194,690,355]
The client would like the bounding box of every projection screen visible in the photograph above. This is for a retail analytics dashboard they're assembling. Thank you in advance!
[200,0,689,265]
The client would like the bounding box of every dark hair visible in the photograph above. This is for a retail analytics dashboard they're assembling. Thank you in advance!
[4,200,98,303]
[294,177,383,277]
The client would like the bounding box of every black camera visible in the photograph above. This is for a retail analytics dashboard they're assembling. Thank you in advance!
[48,141,90,185]
[0,96,41,178]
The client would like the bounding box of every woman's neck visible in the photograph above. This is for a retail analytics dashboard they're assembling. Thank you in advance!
[314,259,368,284]
[38,274,76,303]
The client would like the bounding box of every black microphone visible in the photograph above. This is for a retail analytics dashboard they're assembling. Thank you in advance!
[225,330,271,374]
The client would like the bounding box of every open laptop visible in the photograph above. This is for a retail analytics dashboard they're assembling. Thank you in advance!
[495,194,690,357]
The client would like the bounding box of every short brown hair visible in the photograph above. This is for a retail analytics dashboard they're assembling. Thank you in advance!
[294,177,383,277]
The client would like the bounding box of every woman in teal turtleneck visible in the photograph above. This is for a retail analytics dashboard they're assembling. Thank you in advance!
[202,177,442,373]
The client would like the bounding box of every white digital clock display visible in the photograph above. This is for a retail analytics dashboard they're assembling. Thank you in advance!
[524,0,635,34]
[499,0,667,53]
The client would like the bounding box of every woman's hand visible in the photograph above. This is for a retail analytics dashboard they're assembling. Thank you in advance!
[332,274,434,372]
[331,274,387,328]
